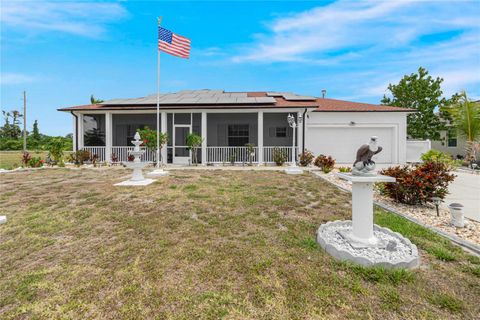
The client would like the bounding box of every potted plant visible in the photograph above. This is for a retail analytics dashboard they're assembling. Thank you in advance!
[245,143,256,166]
[186,133,204,166]
[273,148,287,166]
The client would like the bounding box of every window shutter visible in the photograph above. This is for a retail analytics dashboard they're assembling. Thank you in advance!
[269,127,275,137]
[218,124,227,146]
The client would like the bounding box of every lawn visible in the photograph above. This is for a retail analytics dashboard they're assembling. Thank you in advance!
[0,151,48,170]
[0,169,479,319]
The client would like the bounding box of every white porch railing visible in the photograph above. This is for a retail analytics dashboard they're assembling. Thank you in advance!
[263,146,297,164]
[111,146,156,162]
[82,146,298,164]
[82,147,106,162]
[206,146,258,163]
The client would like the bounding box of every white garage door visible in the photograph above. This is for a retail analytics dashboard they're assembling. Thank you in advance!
[305,126,395,164]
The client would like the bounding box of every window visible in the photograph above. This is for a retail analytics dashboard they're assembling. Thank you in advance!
[228,124,249,146]
[275,127,287,138]
[83,114,105,146]
[447,130,457,147]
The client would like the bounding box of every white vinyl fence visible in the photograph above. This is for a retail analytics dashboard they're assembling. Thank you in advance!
[406,140,431,163]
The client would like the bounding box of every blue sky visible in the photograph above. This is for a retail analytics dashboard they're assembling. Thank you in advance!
[1,0,479,136]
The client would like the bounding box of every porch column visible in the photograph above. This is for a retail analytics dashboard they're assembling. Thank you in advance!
[105,112,112,163]
[72,114,77,151]
[78,113,84,149]
[257,111,263,164]
[201,112,207,165]
[161,111,167,165]
[297,111,303,157]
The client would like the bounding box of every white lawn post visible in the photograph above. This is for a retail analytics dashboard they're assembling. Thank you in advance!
[148,17,168,177]
[337,173,396,247]
[285,113,303,174]
[257,111,263,165]
[201,112,207,165]
[105,112,112,163]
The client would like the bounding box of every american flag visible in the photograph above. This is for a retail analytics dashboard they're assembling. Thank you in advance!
[158,26,191,59]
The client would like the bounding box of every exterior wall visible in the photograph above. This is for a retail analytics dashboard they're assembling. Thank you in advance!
[263,113,295,146]
[431,130,467,159]
[305,112,407,164]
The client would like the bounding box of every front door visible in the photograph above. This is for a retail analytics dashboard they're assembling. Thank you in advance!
[173,125,191,164]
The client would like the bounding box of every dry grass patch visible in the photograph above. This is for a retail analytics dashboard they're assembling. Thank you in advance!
[0,168,479,319]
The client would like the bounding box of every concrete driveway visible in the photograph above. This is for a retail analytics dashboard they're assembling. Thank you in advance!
[442,170,480,222]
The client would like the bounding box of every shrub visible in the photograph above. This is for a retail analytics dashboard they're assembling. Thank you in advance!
[314,154,336,173]
[47,138,65,164]
[66,150,90,165]
[339,166,352,173]
[298,150,314,167]
[421,149,461,169]
[136,126,168,151]
[380,162,455,205]
[21,151,31,167]
[28,157,44,168]
[273,148,287,166]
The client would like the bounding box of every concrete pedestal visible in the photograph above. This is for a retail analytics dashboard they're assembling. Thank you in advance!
[338,173,395,247]
[114,179,155,186]
[285,166,303,175]
[147,168,169,177]
[316,172,420,269]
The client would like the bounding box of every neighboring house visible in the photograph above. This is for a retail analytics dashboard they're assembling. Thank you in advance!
[58,90,414,165]
[431,127,466,159]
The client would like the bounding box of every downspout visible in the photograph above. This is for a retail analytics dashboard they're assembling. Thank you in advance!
[302,108,307,154]
[70,111,78,152]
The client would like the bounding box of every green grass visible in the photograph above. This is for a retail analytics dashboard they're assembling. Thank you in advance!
[428,293,464,313]
[0,151,48,169]
[0,169,479,319]
[374,209,463,262]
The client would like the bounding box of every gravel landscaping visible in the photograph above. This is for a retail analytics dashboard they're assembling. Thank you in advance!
[314,170,480,246]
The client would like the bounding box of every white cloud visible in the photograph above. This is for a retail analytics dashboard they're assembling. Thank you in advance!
[0,72,38,85]
[1,0,127,38]
[230,0,480,100]
[438,69,480,97]
[232,0,479,63]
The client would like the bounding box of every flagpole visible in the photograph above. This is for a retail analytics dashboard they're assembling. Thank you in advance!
[156,16,162,169]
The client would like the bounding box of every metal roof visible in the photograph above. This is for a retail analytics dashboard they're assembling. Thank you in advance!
[102,90,277,105]
[266,92,317,101]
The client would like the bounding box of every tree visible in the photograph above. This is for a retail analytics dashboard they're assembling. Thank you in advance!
[32,120,41,141]
[0,110,23,139]
[381,67,456,140]
[136,126,168,162]
[186,133,204,165]
[441,91,480,161]
[90,95,104,104]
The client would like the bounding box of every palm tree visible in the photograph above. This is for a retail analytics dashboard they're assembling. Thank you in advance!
[442,91,480,161]
[90,95,104,104]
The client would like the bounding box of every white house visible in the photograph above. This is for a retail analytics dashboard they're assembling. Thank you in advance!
[58,90,414,165]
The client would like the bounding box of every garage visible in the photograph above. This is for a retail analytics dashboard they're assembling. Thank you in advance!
[304,111,406,164]
[305,126,396,164]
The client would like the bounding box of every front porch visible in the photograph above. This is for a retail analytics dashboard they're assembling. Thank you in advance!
[76,111,302,165]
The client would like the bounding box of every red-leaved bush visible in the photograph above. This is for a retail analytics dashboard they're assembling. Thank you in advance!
[314,154,336,173]
[299,150,314,167]
[379,162,455,205]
